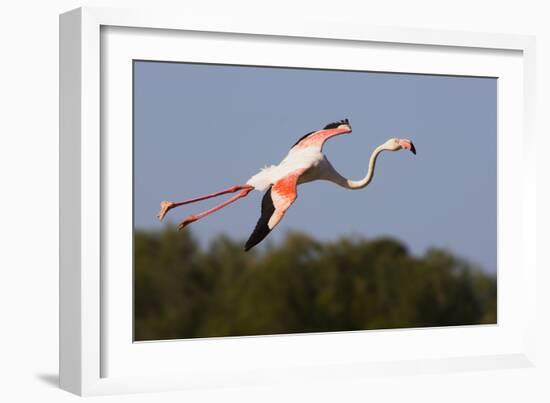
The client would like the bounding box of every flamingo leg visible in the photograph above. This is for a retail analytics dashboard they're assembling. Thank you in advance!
[177,187,254,231]
[157,184,253,220]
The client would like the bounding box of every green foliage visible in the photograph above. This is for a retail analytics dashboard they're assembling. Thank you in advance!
[134,228,496,341]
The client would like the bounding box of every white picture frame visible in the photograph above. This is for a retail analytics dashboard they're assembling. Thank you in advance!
[59,6,537,396]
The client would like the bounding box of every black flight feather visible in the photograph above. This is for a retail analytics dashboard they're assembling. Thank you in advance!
[323,118,349,129]
[291,119,350,148]
[244,186,276,251]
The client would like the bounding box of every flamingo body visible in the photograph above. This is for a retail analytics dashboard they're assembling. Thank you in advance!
[245,147,323,191]
[157,119,416,251]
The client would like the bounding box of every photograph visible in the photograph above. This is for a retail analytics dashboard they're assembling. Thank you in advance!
[133,60,497,341]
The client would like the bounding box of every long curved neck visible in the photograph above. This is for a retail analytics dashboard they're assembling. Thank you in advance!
[342,145,386,190]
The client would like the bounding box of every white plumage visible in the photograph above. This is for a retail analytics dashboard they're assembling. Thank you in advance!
[246,147,324,191]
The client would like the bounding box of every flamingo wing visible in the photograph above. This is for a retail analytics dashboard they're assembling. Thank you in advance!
[244,169,305,251]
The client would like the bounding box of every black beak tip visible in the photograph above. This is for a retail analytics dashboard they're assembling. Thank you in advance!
[410,142,416,155]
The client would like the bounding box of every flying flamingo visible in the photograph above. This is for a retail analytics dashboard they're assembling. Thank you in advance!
[157,119,416,251]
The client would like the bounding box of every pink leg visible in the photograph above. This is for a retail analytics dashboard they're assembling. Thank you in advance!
[177,187,254,231]
[157,184,253,220]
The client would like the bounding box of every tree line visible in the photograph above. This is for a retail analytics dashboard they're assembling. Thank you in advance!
[134,227,496,341]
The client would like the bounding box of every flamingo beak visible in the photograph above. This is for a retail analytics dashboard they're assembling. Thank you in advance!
[398,139,416,155]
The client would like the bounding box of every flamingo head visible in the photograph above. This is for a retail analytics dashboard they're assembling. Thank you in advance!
[384,138,416,155]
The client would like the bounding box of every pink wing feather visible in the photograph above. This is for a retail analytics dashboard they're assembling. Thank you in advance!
[244,169,305,251]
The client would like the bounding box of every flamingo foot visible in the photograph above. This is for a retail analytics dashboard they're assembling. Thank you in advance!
[157,201,174,221]
[177,216,197,231]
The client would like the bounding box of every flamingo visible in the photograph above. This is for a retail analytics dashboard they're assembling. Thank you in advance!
[157,119,416,251]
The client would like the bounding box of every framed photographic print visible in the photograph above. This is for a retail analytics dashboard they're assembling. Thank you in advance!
[60,6,537,396]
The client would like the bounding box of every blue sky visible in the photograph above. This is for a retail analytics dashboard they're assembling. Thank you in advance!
[133,61,497,273]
